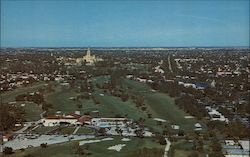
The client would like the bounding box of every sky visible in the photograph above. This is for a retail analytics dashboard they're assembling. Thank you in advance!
[1,0,249,47]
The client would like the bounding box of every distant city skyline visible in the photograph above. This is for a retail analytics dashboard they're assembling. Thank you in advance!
[1,0,249,47]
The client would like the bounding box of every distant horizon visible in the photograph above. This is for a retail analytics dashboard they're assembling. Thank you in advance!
[1,46,249,49]
[1,0,249,47]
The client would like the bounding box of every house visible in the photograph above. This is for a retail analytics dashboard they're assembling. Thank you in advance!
[78,115,92,125]
[195,83,209,90]
[3,134,13,142]
[206,106,229,123]
[194,123,202,131]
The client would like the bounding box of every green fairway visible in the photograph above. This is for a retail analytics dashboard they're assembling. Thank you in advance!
[92,92,147,119]
[45,84,93,115]
[6,141,81,157]
[2,82,47,103]
[16,102,43,121]
[46,86,79,114]
[145,93,196,131]
[169,140,209,157]
[59,127,76,135]
[122,78,152,93]
[121,79,196,132]
[75,127,95,135]
[93,75,110,86]
[32,126,58,134]
[84,137,164,157]
[6,137,164,157]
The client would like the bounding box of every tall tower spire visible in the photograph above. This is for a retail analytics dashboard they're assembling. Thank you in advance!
[87,48,91,56]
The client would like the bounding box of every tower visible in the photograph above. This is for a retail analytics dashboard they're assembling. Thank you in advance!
[86,48,91,56]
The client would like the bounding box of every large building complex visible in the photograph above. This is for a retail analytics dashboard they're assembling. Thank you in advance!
[76,48,102,65]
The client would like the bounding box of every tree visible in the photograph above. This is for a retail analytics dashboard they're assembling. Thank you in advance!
[98,128,106,135]
[0,104,24,131]
[188,152,199,157]
[77,103,82,109]
[135,128,144,138]
[40,143,48,148]
[193,139,204,152]
[158,136,166,145]
[211,138,222,152]
[24,154,35,157]
[3,147,13,154]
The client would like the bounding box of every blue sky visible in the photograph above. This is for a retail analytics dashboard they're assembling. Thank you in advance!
[1,0,249,47]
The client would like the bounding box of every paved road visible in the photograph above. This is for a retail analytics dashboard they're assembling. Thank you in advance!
[73,126,80,134]
[15,111,46,134]
[40,111,46,119]
[14,122,34,134]
[3,134,95,150]
[168,55,173,73]
[164,138,171,157]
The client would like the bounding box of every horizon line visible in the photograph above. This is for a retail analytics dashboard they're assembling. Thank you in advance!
[1,46,249,49]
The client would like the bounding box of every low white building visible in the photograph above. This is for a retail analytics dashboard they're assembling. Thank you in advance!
[206,106,229,123]
[91,118,132,128]
[43,115,79,126]
[223,140,250,157]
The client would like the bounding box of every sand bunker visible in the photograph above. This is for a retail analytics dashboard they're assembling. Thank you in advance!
[184,116,194,119]
[108,144,126,152]
[153,118,166,122]
[121,138,131,142]
[79,137,113,146]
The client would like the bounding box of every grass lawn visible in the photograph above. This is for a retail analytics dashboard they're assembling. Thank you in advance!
[57,127,76,135]
[32,126,59,134]
[75,127,95,135]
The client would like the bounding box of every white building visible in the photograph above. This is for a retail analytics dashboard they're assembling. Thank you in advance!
[206,106,229,123]
[91,118,132,128]
[223,140,250,157]
[42,115,79,126]
[76,48,103,65]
